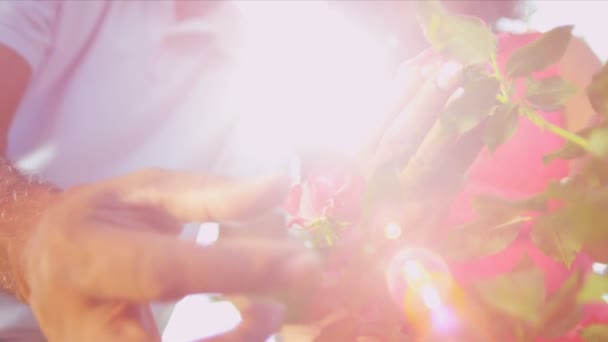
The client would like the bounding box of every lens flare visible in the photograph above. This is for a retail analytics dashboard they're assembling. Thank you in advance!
[386,247,453,332]
[233,0,394,158]
[421,285,442,310]
[385,222,402,240]
[429,305,459,336]
[387,250,487,339]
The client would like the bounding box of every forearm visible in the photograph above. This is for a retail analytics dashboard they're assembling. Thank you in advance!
[0,157,58,301]
[0,0,62,307]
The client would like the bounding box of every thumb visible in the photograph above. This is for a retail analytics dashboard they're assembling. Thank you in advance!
[105,169,290,223]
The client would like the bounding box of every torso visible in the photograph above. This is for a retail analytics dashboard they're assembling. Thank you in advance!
[2,1,253,337]
[8,1,245,188]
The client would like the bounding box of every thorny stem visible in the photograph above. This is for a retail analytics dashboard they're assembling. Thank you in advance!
[489,52,591,151]
[490,53,510,101]
[521,106,591,150]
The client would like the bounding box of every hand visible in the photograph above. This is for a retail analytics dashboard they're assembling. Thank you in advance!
[282,52,486,341]
[20,169,320,342]
[358,51,489,235]
[361,51,467,179]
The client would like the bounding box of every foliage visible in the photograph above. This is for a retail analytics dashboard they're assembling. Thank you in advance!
[282,1,608,340]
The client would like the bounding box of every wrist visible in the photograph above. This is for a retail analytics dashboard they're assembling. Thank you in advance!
[7,184,60,302]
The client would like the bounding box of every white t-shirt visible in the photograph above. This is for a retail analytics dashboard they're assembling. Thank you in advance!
[0,0,395,339]
[3,0,291,185]
[0,0,293,339]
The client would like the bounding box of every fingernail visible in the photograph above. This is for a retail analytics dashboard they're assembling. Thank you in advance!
[436,61,462,89]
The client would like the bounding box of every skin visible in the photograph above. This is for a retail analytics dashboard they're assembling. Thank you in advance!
[24,170,321,342]
[0,24,320,342]
[0,2,602,341]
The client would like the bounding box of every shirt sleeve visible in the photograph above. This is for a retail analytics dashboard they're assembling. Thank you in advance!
[0,0,58,73]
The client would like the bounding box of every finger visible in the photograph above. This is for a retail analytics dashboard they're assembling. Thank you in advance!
[30,284,161,342]
[103,169,290,223]
[386,49,439,124]
[220,208,288,239]
[200,299,284,342]
[65,227,320,301]
[403,125,484,199]
[92,201,183,235]
[360,49,437,157]
[375,61,462,168]
[399,120,447,188]
[425,125,484,191]
[91,303,161,342]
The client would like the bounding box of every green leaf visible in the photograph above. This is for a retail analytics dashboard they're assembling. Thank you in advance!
[525,76,577,112]
[581,325,608,341]
[587,62,608,116]
[543,123,608,164]
[539,271,585,339]
[540,179,586,205]
[589,128,608,158]
[414,0,446,44]
[541,305,584,339]
[472,255,545,324]
[472,194,517,217]
[471,194,543,218]
[579,158,608,185]
[577,273,608,303]
[440,77,500,135]
[462,63,491,84]
[474,191,552,215]
[415,1,496,65]
[440,215,527,261]
[550,176,585,193]
[543,142,587,165]
[556,192,608,263]
[505,25,574,78]
[530,213,582,268]
[484,104,520,152]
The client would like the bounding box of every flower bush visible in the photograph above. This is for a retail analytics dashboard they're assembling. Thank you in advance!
[281,1,608,341]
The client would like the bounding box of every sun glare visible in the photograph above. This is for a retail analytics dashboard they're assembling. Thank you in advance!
[232,0,395,159]
[165,2,399,340]
[385,222,403,240]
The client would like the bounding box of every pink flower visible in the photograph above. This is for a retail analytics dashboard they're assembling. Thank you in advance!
[284,165,365,229]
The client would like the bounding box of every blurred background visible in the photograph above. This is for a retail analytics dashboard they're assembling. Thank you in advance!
[218,0,608,168]
[528,0,608,60]
[162,1,608,341]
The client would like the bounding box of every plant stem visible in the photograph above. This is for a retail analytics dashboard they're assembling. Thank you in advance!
[520,106,591,150]
[490,53,501,80]
[489,52,590,151]
[320,220,334,246]
[490,53,510,101]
